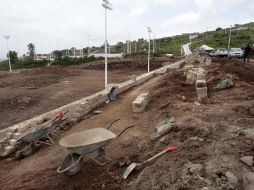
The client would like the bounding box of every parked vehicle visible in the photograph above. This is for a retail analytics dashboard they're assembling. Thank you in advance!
[215,48,228,57]
[227,48,244,59]
[209,50,216,57]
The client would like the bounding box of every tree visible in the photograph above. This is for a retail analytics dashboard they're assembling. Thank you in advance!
[216,27,223,31]
[53,50,63,60]
[27,43,35,58]
[7,51,18,63]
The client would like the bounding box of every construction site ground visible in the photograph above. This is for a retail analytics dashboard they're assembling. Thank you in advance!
[1,58,254,190]
[0,56,171,130]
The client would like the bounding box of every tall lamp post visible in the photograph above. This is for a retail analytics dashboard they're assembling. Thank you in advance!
[228,25,232,50]
[147,27,152,73]
[102,0,112,88]
[3,35,12,72]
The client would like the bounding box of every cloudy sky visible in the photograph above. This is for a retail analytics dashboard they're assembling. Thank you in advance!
[0,0,253,59]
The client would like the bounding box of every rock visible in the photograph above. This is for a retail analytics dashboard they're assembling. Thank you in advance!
[241,156,254,166]
[181,96,186,101]
[0,145,16,157]
[17,96,33,104]
[225,171,238,185]
[118,161,125,167]
[194,101,201,106]
[243,173,254,190]
[188,163,203,174]
[156,124,173,136]
[249,107,254,116]
[242,129,254,140]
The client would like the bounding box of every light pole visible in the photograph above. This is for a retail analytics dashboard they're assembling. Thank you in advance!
[3,35,12,72]
[228,25,232,50]
[102,0,112,88]
[147,27,152,73]
[153,33,156,54]
[87,34,91,54]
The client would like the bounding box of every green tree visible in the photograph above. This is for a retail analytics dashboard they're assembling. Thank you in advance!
[27,43,35,58]
[216,27,222,31]
[7,51,18,63]
[53,50,63,60]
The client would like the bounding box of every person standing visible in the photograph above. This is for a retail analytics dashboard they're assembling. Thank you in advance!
[243,44,252,62]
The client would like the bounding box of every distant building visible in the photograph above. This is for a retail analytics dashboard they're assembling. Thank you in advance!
[232,26,248,32]
[35,54,49,60]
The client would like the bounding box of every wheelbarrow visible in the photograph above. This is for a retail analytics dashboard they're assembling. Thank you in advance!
[57,119,134,176]
[16,111,68,158]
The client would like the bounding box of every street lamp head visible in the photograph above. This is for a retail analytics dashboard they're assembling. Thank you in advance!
[102,0,113,10]
[147,27,152,33]
[3,35,10,40]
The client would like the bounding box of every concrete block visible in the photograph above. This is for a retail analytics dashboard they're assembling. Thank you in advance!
[9,139,18,146]
[130,75,137,82]
[6,132,13,139]
[197,73,206,80]
[186,72,196,84]
[205,58,212,65]
[13,132,22,140]
[17,125,30,132]
[7,126,19,133]
[1,145,16,157]
[197,67,205,73]
[132,93,150,113]
[197,87,208,100]
[196,80,207,88]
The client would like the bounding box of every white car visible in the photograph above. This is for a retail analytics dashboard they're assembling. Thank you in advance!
[228,48,243,59]
[215,48,228,57]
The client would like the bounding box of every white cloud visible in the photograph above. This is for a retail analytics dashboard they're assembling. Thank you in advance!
[0,0,252,58]
[163,12,200,27]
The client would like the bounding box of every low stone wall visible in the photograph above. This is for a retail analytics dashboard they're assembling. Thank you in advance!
[0,59,186,156]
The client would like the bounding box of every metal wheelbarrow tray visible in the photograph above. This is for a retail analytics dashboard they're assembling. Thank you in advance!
[57,119,134,176]
[16,111,68,158]
[59,128,116,155]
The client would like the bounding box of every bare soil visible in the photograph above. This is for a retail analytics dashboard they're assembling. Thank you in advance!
[1,58,254,190]
[0,56,170,130]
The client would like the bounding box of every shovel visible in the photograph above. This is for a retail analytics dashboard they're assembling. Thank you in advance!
[83,110,102,120]
[122,146,177,179]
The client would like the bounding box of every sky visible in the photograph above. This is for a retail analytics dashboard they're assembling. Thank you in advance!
[0,0,253,59]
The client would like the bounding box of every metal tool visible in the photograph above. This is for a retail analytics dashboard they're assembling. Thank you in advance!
[83,110,102,120]
[122,146,177,179]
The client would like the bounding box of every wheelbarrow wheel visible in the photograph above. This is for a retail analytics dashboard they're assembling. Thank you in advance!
[20,143,35,157]
[57,153,83,176]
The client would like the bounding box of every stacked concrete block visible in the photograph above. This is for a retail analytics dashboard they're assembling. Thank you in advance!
[196,80,208,100]
[132,93,150,113]
[186,71,197,84]
[205,58,212,65]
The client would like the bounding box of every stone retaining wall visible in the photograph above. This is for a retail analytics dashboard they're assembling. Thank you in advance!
[0,59,185,156]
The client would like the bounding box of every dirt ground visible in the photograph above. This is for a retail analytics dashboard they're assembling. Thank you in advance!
[0,56,170,130]
[1,58,254,190]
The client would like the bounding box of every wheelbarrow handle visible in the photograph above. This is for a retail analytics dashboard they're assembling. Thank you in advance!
[117,125,135,137]
[106,119,120,130]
